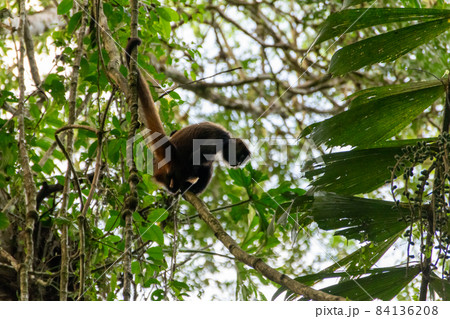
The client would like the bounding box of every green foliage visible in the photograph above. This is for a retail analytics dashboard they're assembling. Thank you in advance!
[293,2,450,302]
[302,81,444,148]
[57,0,73,15]
[317,8,450,44]
[3,0,450,302]
[330,18,450,75]
[0,213,9,229]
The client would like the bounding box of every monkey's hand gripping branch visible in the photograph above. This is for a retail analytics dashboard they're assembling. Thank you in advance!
[183,192,346,301]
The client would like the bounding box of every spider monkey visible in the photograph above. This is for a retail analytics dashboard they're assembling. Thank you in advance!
[125,38,250,194]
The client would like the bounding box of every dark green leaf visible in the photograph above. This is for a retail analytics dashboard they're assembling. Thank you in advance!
[304,144,400,195]
[171,280,189,290]
[140,225,164,245]
[67,11,82,34]
[329,18,450,75]
[147,208,169,223]
[107,139,121,163]
[302,81,444,148]
[0,212,9,229]
[322,234,400,274]
[320,266,421,301]
[112,116,121,130]
[271,239,396,299]
[429,274,450,300]
[317,8,450,43]
[146,246,164,261]
[273,266,420,301]
[43,74,66,103]
[230,205,249,222]
[131,261,140,274]
[87,140,98,159]
[310,193,411,242]
[57,0,73,15]
[105,210,120,231]
[53,217,71,226]
[228,168,250,187]
[132,211,145,222]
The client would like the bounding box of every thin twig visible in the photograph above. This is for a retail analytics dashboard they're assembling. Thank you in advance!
[157,67,242,100]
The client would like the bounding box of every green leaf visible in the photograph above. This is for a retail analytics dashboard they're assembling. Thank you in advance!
[304,144,400,195]
[57,0,73,15]
[108,235,121,243]
[322,234,400,274]
[29,104,40,120]
[302,81,444,148]
[169,91,181,100]
[53,217,71,226]
[67,11,82,34]
[146,246,164,261]
[319,266,421,301]
[112,116,121,130]
[317,8,450,43]
[0,212,10,229]
[147,208,169,223]
[309,193,411,242]
[430,274,450,300]
[230,205,249,222]
[132,211,145,222]
[228,168,250,187]
[87,140,98,159]
[329,18,450,75]
[171,280,189,290]
[157,7,179,22]
[43,74,66,103]
[105,210,120,231]
[159,18,171,39]
[140,225,164,245]
[273,266,420,301]
[131,261,140,274]
[107,139,121,163]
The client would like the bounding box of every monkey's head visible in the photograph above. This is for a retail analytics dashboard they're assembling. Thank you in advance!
[223,138,251,167]
[235,138,251,166]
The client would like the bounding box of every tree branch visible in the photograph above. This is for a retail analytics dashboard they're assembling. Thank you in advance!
[17,0,37,301]
[183,192,346,301]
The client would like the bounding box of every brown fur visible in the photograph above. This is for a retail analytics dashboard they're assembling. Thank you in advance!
[126,38,250,194]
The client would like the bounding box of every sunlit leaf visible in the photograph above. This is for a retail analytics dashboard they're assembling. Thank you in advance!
[57,0,73,15]
[147,208,169,223]
[147,246,164,261]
